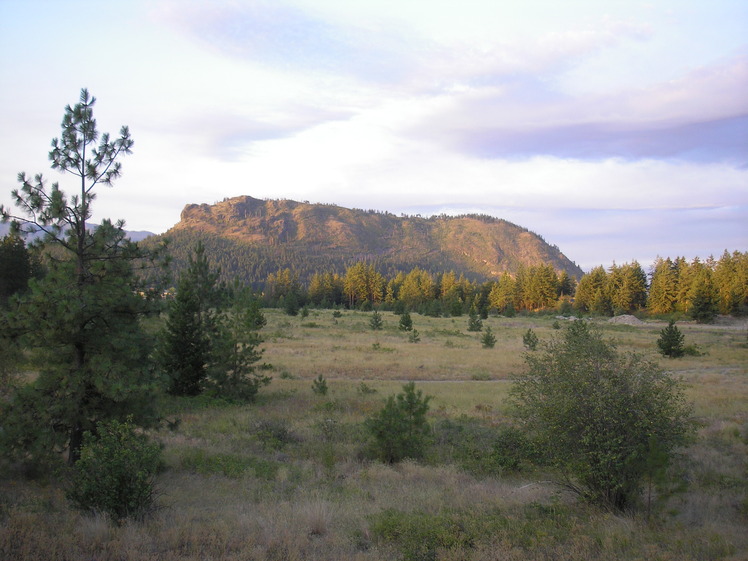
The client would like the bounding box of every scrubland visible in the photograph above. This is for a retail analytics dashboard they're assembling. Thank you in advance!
[2,309,747,560]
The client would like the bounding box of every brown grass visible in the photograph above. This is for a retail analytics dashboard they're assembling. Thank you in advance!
[2,311,747,560]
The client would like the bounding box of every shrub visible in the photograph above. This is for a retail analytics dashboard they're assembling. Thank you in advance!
[522,328,539,351]
[408,329,421,343]
[67,419,161,523]
[358,382,378,395]
[365,382,431,463]
[510,320,693,512]
[370,310,384,330]
[312,374,329,396]
[467,308,482,332]
[399,311,413,331]
[657,320,685,358]
[179,449,278,479]
[481,326,496,348]
[254,419,300,450]
[431,418,530,476]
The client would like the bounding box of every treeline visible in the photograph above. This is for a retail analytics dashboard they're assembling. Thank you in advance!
[260,251,748,321]
[574,252,748,320]
[3,230,745,321]
[263,262,577,317]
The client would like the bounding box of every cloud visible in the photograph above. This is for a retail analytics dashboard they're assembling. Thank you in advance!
[404,54,748,164]
[153,0,419,83]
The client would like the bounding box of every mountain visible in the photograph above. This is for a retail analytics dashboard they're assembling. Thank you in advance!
[0,222,155,242]
[149,196,583,285]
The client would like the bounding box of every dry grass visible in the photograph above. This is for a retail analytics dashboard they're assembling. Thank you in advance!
[2,311,747,560]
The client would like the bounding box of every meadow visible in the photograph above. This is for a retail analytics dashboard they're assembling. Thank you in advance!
[2,309,747,560]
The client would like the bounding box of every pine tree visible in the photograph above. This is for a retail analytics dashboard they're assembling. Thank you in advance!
[0,89,163,466]
[647,258,678,315]
[398,311,413,331]
[467,306,483,332]
[158,242,223,396]
[370,310,384,330]
[481,326,497,348]
[0,234,35,306]
[657,320,685,358]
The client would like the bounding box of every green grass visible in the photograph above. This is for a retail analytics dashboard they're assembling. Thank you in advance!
[1,310,747,560]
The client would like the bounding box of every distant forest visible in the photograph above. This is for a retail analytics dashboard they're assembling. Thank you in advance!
[256,250,748,322]
[1,232,745,321]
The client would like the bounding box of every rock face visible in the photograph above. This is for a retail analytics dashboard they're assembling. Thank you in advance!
[164,195,583,283]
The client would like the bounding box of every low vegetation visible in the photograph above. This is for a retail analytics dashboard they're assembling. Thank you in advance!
[2,310,746,560]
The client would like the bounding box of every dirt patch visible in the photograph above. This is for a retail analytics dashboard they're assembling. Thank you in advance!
[608,314,645,326]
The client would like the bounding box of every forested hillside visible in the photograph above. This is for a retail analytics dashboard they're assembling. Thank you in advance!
[144,196,583,286]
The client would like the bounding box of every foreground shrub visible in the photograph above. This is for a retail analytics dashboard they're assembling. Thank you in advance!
[510,320,693,512]
[67,419,161,523]
[365,382,431,463]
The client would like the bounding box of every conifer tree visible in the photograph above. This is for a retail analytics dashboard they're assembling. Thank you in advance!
[158,242,222,396]
[0,89,163,466]
[481,326,497,348]
[467,306,483,332]
[398,311,413,331]
[370,310,384,330]
[657,320,685,358]
[0,234,34,306]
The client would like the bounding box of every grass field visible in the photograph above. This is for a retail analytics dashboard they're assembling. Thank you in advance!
[2,309,747,560]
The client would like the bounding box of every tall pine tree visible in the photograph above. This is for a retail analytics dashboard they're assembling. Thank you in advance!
[0,89,163,466]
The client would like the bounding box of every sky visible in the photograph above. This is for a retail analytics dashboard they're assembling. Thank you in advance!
[0,0,746,272]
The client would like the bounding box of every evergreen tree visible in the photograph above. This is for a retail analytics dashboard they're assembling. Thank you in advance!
[647,258,678,315]
[524,264,559,311]
[609,261,647,314]
[158,242,222,396]
[209,288,270,401]
[0,89,162,466]
[365,382,431,463]
[0,234,35,306]
[657,320,685,358]
[488,273,516,314]
[398,311,413,331]
[689,269,717,324]
[481,326,497,348]
[467,306,483,332]
[574,266,608,314]
[713,251,748,316]
[370,310,384,330]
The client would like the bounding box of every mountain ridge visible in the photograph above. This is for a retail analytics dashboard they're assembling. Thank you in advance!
[154,195,583,284]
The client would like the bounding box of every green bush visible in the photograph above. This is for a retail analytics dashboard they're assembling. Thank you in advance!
[369,508,472,561]
[399,312,413,331]
[481,326,497,348]
[431,418,530,475]
[510,320,693,511]
[467,308,482,332]
[254,419,300,450]
[370,310,384,330]
[67,419,161,523]
[522,328,539,351]
[179,449,278,479]
[312,373,329,396]
[365,382,431,463]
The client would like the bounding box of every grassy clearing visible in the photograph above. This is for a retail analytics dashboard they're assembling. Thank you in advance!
[2,311,747,560]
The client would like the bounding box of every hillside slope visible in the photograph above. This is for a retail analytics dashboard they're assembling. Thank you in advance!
[153,196,583,284]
